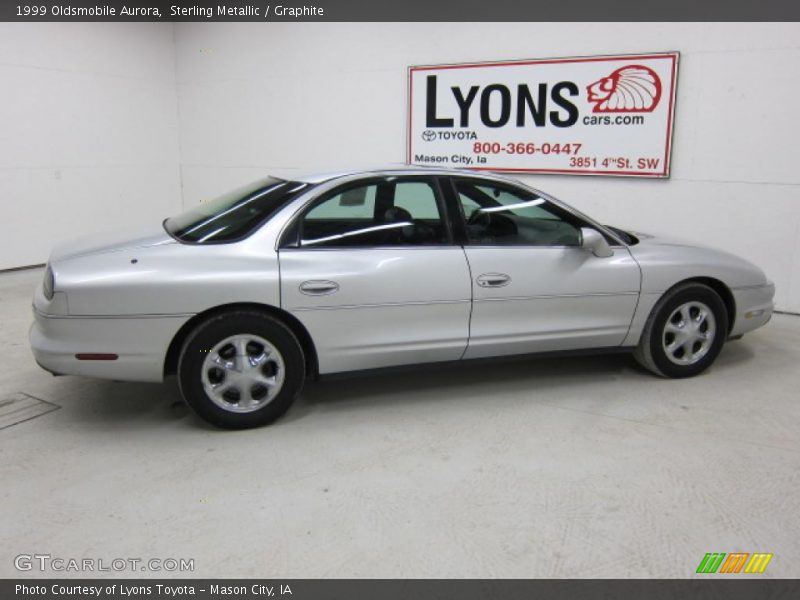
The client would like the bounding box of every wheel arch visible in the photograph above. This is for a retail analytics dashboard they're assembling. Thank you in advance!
[683,277,736,334]
[664,276,736,334]
[164,302,319,379]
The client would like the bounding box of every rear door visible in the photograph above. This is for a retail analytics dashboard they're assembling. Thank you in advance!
[279,176,472,374]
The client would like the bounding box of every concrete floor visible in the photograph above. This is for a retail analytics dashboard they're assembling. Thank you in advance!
[1,267,798,578]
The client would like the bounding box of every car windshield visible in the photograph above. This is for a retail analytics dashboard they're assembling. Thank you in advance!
[164,177,311,244]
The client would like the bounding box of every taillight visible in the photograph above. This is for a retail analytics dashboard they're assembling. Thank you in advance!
[43,265,55,300]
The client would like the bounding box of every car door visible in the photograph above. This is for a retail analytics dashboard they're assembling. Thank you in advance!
[449,177,641,360]
[279,176,472,374]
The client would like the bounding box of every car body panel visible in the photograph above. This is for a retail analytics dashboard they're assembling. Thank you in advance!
[463,245,641,358]
[280,247,472,373]
[628,232,768,293]
[31,299,188,382]
[49,223,175,263]
[619,233,774,345]
[41,239,281,317]
[728,284,775,336]
[29,167,775,384]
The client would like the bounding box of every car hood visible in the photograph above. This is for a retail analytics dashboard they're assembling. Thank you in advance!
[50,223,175,263]
[628,229,711,248]
[630,229,751,256]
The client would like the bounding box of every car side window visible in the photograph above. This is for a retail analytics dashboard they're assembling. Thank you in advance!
[305,185,376,219]
[299,178,449,248]
[394,182,441,219]
[455,179,582,247]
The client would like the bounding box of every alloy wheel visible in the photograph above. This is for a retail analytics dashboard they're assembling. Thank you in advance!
[200,334,286,413]
[661,301,717,366]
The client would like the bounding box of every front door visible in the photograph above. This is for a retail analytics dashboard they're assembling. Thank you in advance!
[450,177,641,359]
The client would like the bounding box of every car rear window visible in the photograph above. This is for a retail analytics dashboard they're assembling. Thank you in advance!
[164,177,311,244]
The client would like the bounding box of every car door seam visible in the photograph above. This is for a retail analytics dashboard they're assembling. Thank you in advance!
[622,248,645,344]
[459,244,475,361]
[277,248,284,308]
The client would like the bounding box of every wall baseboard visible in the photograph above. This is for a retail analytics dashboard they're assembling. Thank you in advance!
[0,263,45,274]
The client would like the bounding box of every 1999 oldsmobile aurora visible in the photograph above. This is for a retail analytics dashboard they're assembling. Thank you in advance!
[30,168,774,428]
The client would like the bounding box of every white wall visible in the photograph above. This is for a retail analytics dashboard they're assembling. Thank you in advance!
[174,23,800,312]
[0,23,181,270]
[2,23,798,312]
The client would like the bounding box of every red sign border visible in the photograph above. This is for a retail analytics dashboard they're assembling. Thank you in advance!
[406,52,680,178]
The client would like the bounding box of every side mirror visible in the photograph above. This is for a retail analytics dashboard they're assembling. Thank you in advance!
[579,227,614,258]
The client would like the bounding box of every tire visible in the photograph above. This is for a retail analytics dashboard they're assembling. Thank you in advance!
[634,283,728,378]
[177,310,305,429]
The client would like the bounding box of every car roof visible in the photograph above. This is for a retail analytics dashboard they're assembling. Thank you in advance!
[282,165,523,185]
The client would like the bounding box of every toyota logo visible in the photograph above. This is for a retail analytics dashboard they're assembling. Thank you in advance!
[421,130,437,142]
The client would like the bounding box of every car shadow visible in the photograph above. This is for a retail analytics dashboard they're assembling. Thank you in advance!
[56,341,757,430]
[284,341,758,424]
[56,376,197,430]
[714,338,756,368]
[283,352,644,424]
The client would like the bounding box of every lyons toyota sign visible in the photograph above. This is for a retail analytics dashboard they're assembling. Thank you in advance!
[407,53,679,177]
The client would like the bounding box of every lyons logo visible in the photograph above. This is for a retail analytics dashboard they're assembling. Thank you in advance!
[586,65,662,113]
[696,552,773,574]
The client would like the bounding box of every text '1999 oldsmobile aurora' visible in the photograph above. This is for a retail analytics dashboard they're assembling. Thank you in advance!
[30,168,774,428]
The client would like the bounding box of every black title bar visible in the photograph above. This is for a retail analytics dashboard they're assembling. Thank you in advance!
[1,0,800,22]
[3,579,800,600]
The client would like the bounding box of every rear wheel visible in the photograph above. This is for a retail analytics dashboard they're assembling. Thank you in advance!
[178,310,305,429]
[634,283,728,378]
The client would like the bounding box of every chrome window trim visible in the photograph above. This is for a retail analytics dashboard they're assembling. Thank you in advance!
[280,245,461,252]
[463,244,627,250]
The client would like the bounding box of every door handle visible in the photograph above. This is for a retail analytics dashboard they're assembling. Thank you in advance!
[476,273,511,288]
[299,280,340,295]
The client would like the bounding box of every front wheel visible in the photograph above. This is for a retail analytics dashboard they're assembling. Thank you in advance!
[634,283,729,378]
[178,310,305,429]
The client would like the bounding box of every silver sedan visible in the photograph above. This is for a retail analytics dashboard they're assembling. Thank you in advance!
[30,168,775,428]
